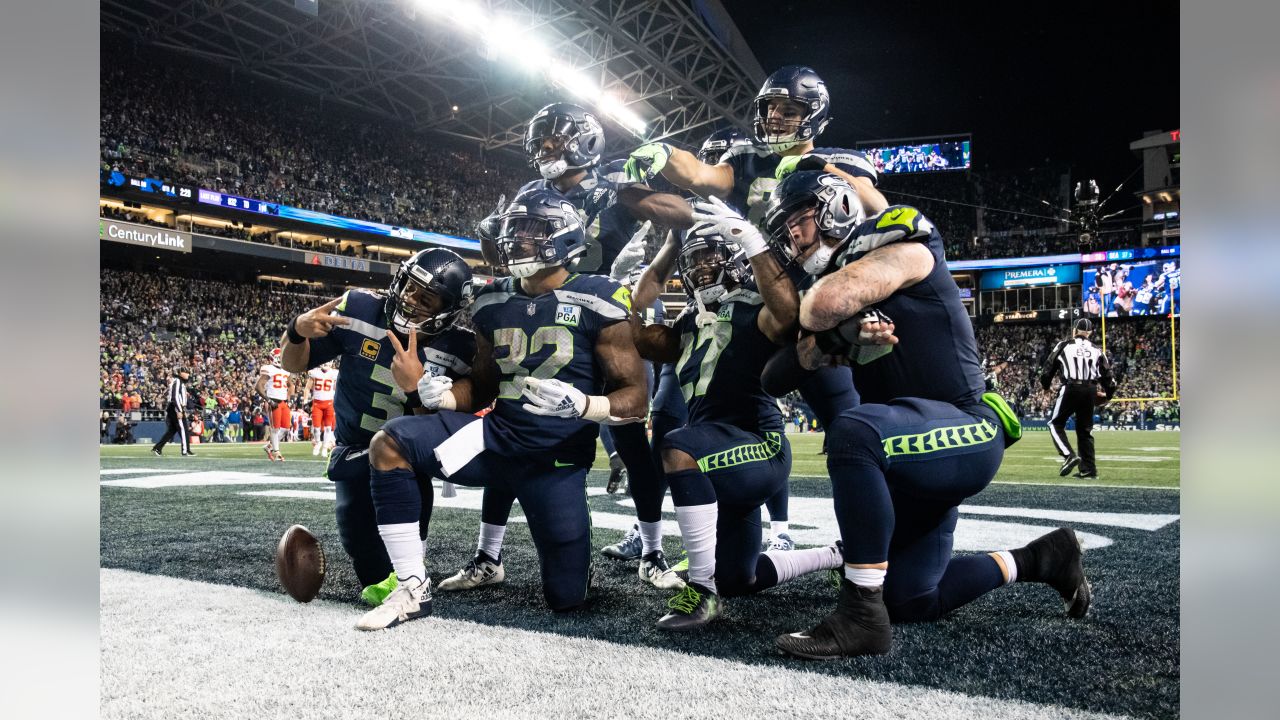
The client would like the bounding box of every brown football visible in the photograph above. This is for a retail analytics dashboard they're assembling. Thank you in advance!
[275,524,326,602]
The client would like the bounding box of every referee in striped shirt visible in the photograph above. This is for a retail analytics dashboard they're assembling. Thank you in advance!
[151,368,194,457]
[1039,319,1115,478]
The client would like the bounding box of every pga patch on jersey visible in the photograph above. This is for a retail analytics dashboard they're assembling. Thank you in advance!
[554,303,582,327]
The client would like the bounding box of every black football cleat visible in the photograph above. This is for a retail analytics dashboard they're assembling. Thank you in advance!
[775,580,892,660]
[1015,527,1092,619]
[151,448,162,457]
[656,581,721,631]
[1074,471,1098,479]
[1059,455,1081,477]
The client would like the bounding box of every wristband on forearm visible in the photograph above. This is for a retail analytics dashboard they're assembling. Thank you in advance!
[403,390,422,409]
[582,395,641,425]
[286,318,306,345]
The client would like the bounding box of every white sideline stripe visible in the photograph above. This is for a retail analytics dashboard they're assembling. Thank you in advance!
[959,506,1179,531]
[240,490,337,500]
[993,481,1180,491]
[101,471,330,488]
[99,468,175,475]
[100,569,1128,720]
[1039,456,1170,463]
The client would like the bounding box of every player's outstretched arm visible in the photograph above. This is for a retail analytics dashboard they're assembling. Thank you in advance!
[280,296,350,372]
[799,242,934,331]
[628,229,682,363]
[665,147,735,199]
[617,185,694,230]
[750,250,800,344]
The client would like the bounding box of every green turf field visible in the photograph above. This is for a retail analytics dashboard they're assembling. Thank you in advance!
[103,429,1180,488]
[100,430,1179,719]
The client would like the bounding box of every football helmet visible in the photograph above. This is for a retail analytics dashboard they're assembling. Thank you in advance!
[385,248,475,335]
[697,127,750,165]
[763,170,864,275]
[753,65,831,153]
[676,225,749,306]
[524,103,606,179]
[495,188,588,278]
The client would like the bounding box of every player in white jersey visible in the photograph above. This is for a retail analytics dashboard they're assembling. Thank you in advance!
[255,348,292,461]
[306,361,339,457]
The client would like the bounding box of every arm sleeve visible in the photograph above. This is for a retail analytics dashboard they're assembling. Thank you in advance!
[1039,341,1066,390]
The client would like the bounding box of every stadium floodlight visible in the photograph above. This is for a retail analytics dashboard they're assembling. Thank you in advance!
[409,0,647,135]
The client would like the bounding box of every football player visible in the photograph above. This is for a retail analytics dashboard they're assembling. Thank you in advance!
[279,248,476,605]
[628,215,841,630]
[354,188,651,629]
[454,102,692,592]
[305,361,339,457]
[623,65,888,225]
[1156,260,1180,314]
[1132,275,1155,316]
[255,348,292,461]
[762,171,1091,659]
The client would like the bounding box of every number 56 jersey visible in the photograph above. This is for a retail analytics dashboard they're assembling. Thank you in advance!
[469,273,633,466]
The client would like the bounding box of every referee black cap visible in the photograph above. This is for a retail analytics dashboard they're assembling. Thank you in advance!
[1073,318,1094,334]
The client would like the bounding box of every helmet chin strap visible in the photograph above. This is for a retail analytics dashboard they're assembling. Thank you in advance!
[537,158,568,180]
[801,243,835,275]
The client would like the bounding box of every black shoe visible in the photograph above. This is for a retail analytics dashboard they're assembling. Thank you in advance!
[151,448,162,457]
[605,453,626,494]
[1073,471,1097,479]
[775,580,892,659]
[182,451,196,456]
[1059,455,1081,477]
[1012,527,1091,619]
[656,581,721,631]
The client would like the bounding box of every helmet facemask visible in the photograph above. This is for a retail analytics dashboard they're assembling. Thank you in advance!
[754,96,821,153]
[677,233,743,307]
[390,275,456,336]
[497,213,564,278]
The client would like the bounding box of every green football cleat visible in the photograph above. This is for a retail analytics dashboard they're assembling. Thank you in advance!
[656,581,721,631]
[361,572,398,607]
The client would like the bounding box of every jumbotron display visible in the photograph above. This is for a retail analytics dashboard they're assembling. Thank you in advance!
[860,138,971,174]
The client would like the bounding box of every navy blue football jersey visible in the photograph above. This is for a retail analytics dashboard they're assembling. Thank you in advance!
[722,143,879,225]
[672,286,783,434]
[306,289,476,447]
[469,273,633,465]
[515,159,661,275]
[823,205,985,408]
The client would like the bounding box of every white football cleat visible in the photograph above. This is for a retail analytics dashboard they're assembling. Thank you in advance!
[312,443,321,456]
[355,576,432,631]
[639,550,686,591]
[437,551,504,591]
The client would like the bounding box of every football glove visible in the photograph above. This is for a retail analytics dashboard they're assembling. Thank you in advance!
[775,153,829,181]
[690,195,769,257]
[520,377,588,419]
[416,373,455,411]
[623,143,673,184]
[609,221,650,281]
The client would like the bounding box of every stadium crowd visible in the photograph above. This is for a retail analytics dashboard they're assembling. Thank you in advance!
[99,270,331,422]
[100,39,527,240]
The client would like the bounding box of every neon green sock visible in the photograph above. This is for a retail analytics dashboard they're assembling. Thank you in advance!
[360,572,398,606]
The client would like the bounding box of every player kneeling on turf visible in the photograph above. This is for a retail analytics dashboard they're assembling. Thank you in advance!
[355,187,651,630]
[628,207,845,631]
[759,171,1090,659]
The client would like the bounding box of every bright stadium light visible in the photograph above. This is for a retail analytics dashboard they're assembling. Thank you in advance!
[409,1,648,136]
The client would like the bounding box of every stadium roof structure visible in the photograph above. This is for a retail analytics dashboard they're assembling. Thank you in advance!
[100,0,766,155]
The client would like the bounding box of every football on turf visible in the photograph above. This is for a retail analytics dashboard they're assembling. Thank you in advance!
[275,524,325,602]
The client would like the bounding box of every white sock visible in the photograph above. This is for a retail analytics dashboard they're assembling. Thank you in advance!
[639,520,663,556]
[674,502,718,594]
[477,522,506,561]
[993,550,1017,584]
[770,520,789,536]
[377,522,425,582]
[764,544,842,585]
[271,428,281,451]
[844,565,886,588]
[311,427,321,445]
[324,428,335,446]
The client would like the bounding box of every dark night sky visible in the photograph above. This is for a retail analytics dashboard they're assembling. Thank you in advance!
[724,0,1179,191]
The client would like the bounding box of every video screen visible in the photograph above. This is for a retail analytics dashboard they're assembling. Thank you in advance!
[864,139,970,174]
[1082,258,1180,317]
